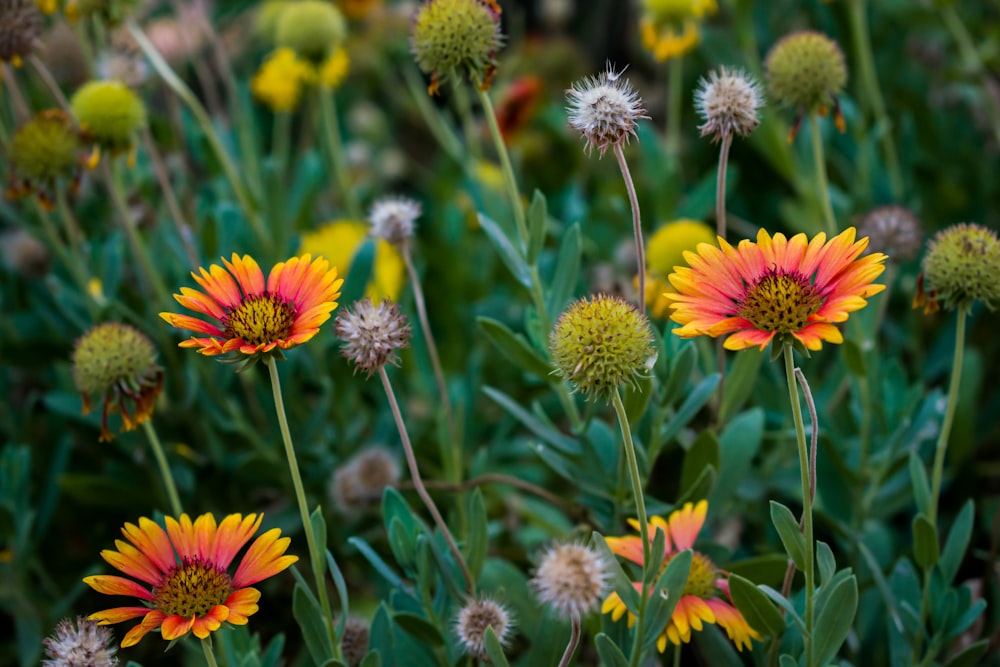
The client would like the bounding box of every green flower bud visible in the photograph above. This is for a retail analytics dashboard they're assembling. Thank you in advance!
[549,294,656,399]
[8,110,80,184]
[922,223,1000,311]
[765,31,846,111]
[275,0,347,62]
[70,80,146,152]
[0,0,43,64]
[410,0,503,94]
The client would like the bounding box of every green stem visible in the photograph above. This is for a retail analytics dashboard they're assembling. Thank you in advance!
[318,87,361,219]
[666,56,684,171]
[474,80,529,247]
[784,341,815,667]
[611,388,650,667]
[451,78,482,161]
[928,304,968,525]
[141,420,182,516]
[940,6,1000,146]
[846,0,903,199]
[271,111,292,257]
[557,616,581,667]
[201,636,220,667]
[34,200,98,321]
[141,126,199,267]
[265,357,338,651]
[810,113,837,236]
[613,144,646,316]
[714,133,734,414]
[403,65,463,164]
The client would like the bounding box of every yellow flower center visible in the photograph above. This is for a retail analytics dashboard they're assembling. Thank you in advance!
[224,293,296,345]
[738,271,822,333]
[682,551,719,599]
[154,558,232,617]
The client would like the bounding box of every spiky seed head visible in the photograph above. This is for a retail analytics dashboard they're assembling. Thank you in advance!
[765,31,846,111]
[0,0,43,63]
[549,294,656,399]
[275,0,347,62]
[330,446,401,514]
[410,0,503,92]
[857,205,922,261]
[42,617,119,667]
[369,196,421,245]
[922,223,1000,311]
[566,65,648,157]
[694,66,764,141]
[8,110,81,183]
[335,298,412,377]
[531,543,609,619]
[70,80,146,152]
[455,597,513,657]
[71,322,158,398]
[1,228,51,278]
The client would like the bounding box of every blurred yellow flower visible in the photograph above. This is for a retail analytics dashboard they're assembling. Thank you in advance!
[640,0,717,62]
[638,219,716,318]
[300,220,405,301]
[319,47,349,89]
[251,48,316,113]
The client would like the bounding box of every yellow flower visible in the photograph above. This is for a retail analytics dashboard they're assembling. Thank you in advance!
[251,48,316,113]
[639,0,717,62]
[639,219,716,318]
[319,47,349,89]
[300,220,405,301]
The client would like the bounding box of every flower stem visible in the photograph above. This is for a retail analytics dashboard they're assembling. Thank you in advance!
[940,5,1000,146]
[378,366,474,595]
[318,87,362,219]
[611,387,650,667]
[28,54,70,111]
[929,303,968,525]
[140,126,200,267]
[613,144,646,316]
[714,133,734,413]
[201,636,220,667]
[265,357,337,646]
[783,341,815,667]
[557,616,581,667]
[141,420,182,517]
[666,56,684,171]
[810,113,837,236]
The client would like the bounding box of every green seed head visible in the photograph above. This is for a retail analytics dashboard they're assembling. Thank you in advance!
[410,0,503,87]
[71,322,160,398]
[923,223,1000,311]
[549,294,656,399]
[9,110,81,183]
[70,80,146,151]
[274,0,347,62]
[765,31,846,111]
[0,0,43,63]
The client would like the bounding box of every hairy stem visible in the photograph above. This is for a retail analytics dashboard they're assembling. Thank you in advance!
[141,420,183,516]
[557,617,581,667]
[613,143,646,316]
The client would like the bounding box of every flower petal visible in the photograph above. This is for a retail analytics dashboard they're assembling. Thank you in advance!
[231,528,297,588]
[224,587,262,624]
[83,575,154,600]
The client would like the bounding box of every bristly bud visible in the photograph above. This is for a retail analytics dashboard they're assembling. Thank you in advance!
[1,228,51,278]
[549,294,656,399]
[275,0,347,63]
[338,617,371,667]
[7,110,82,207]
[919,223,1000,312]
[857,205,922,262]
[330,446,402,515]
[765,31,846,113]
[410,0,504,95]
[42,616,119,667]
[335,298,412,377]
[70,80,146,156]
[369,196,421,245]
[566,65,649,157]
[0,0,43,65]
[531,543,609,620]
[694,66,764,142]
[455,597,513,658]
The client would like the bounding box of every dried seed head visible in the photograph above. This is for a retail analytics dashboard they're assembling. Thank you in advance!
[330,446,401,514]
[922,223,1000,311]
[1,228,51,278]
[338,617,371,667]
[410,0,503,94]
[455,597,513,657]
[566,65,648,157]
[694,66,764,141]
[42,617,119,667]
[335,298,412,377]
[0,0,43,63]
[765,31,846,111]
[275,0,347,62]
[369,196,421,245]
[531,543,609,619]
[70,80,146,152]
[857,205,922,261]
[8,110,81,184]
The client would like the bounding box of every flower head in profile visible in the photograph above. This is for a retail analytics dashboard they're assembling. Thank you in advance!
[640,219,716,318]
[765,31,847,139]
[70,80,146,166]
[43,616,118,667]
[160,254,342,360]
[6,109,82,210]
[335,298,412,377]
[857,205,922,262]
[368,196,421,246]
[410,0,504,95]
[251,48,316,112]
[603,501,761,652]
[566,65,648,157]
[300,220,405,300]
[71,322,163,442]
[639,0,717,62]
[531,543,609,620]
[455,597,513,657]
[666,228,886,351]
[83,513,297,647]
[916,222,1000,313]
[694,66,764,142]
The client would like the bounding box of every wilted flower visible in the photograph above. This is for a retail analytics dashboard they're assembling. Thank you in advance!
[455,597,513,658]
[694,66,764,142]
[335,298,412,377]
[339,617,371,667]
[0,0,43,67]
[566,65,648,157]
[1,228,51,278]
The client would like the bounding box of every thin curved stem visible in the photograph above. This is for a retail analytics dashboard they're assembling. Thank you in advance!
[557,617,581,667]
[810,113,838,236]
[265,357,338,648]
[28,54,70,111]
[1,63,30,121]
[666,56,684,171]
[141,420,182,517]
[378,366,474,595]
[474,78,528,247]
[929,303,968,525]
[201,636,220,667]
[714,133,734,413]
[613,144,645,316]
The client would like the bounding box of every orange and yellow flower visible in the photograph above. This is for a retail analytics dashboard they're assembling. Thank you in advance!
[602,501,761,652]
[83,513,297,647]
[666,227,886,351]
[160,253,343,357]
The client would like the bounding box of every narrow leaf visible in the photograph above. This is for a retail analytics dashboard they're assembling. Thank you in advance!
[909,453,932,517]
[527,189,547,264]
[728,574,785,637]
[938,499,974,584]
[547,223,581,315]
[293,583,335,666]
[477,317,554,380]
[912,513,939,571]
[478,213,531,288]
[483,627,511,667]
[594,633,630,667]
[812,574,858,667]
[770,501,807,572]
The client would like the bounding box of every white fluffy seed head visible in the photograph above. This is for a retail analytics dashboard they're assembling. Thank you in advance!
[455,597,513,657]
[531,542,609,619]
[369,196,421,245]
[694,66,765,141]
[566,65,649,157]
[42,617,119,667]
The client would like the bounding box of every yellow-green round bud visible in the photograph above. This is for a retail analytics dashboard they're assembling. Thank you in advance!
[71,322,163,441]
[70,80,146,152]
[275,0,347,62]
[765,31,846,111]
[8,110,81,183]
[0,0,43,63]
[255,0,291,42]
[410,0,503,92]
[922,223,1000,311]
[549,294,656,399]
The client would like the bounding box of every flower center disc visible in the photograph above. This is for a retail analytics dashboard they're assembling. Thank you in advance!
[683,551,719,599]
[739,271,822,333]
[224,293,296,346]
[154,558,232,617]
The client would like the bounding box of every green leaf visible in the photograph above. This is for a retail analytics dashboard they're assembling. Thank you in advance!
[546,223,581,315]
[718,348,764,424]
[369,603,394,655]
[943,640,989,667]
[348,537,405,588]
[393,612,444,646]
[478,213,531,288]
[309,507,328,577]
[477,317,554,380]
[816,541,835,586]
[770,501,807,572]
[359,652,381,667]
[591,531,641,612]
[779,655,798,667]
[644,551,693,651]
[656,373,720,457]
[680,431,720,494]
[938,499,974,584]
[842,339,867,378]
[594,633,630,667]
[659,342,697,406]
[326,550,350,638]
[465,488,488,580]
[293,582,335,666]
[482,386,580,454]
[387,516,415,568]
[340,238,375,306]
[728,574,785,637]
[621,373,653,423]
[912,513,939,571]
[483,627,511,667]
[909,452,932,517]
[526,189,547,264]
[712,408,763,508]
[812,574,858,667]
[675,465,716,508]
